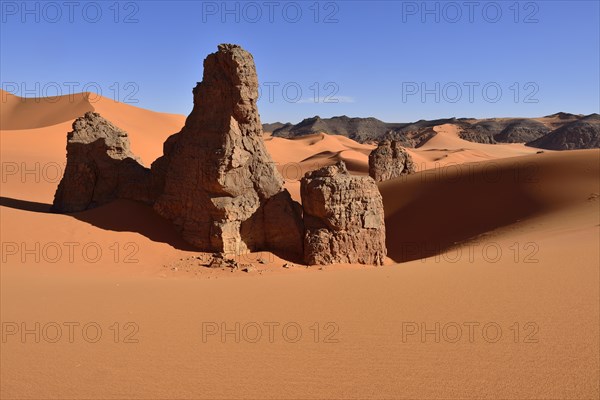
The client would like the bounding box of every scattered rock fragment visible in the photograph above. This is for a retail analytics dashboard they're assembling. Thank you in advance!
[241,264,256,273]
[208,253,240,270]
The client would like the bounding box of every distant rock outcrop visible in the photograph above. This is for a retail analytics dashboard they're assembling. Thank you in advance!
[152,44,304,258]
[527,114,600,150]
[271,115,393,143]
[369,140,416,182]
[493,119,550,143]
[268,115,460,146]
[52,112,152,212]
[457,120,501,144]
[266,113,598,149]
[301,161,387,265]
[544,112,582,120]
[262,122,287,133]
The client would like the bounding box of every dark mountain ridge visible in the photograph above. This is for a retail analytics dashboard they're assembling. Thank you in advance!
[263,113,599,150]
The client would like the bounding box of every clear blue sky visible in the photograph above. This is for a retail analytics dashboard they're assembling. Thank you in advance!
[1,0,599,123]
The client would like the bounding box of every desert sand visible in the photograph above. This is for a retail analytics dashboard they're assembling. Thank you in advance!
[1,91,598,398]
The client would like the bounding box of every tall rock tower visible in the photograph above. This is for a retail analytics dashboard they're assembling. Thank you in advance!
[152,44,304,259]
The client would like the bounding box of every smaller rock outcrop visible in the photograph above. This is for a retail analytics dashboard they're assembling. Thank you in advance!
[301,161,387,265]
[52,112,152,212]
[368,140,416,182]
[493,120,550,143]
[527,114,600,150]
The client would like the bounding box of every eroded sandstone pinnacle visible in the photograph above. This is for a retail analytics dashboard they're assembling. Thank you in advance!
[301,161,387,265]
[368,140,416,182]
[151,43,304,259]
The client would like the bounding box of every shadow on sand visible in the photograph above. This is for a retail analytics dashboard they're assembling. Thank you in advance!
[0,196,197,251]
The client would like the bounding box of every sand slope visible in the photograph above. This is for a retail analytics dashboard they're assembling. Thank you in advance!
[0,90,185,165]
[265,133,375,201]
[380,149,599,262]
[0,90,95,130]
[406,124,541,170]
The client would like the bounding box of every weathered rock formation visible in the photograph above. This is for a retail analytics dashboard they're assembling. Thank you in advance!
[527,114,600,150]
[52,112,152,212]
[152,44,304,258]
[301,161,387,265]
[493,120,550,143]
[52,44,391,266]
[368,140,416,182]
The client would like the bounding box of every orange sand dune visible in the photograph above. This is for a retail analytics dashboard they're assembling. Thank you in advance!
[379,149,599,262]
[0,90,94,130]
[1,96,598,399]
[92,97,186,164]
[0,90,185,165]
[265,132,373,171]
[265,133,375,200]
[406,124,541,171]
[1,150,598,398]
